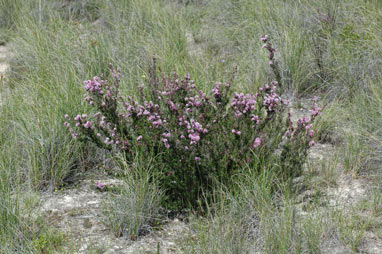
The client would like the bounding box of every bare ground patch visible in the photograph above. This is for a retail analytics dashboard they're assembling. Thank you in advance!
[38,178,190,253]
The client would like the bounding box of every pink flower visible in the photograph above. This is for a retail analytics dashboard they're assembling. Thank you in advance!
[96,182,106,190]
[137,135,143,141]
[309,140,316,147]
[168,100,178,111]
[195,157,201,161]
[189,133,200,142]
[161,138,170,149]
[260,35,268,42]
[232,129,241,135]
[253,137,262,148]
[251,115,260,124]
[84,121,92,129]
[153,119,162,127]
[162,132,171,138]
[309,130,314,137]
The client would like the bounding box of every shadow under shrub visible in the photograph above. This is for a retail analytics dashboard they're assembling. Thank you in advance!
[65,37,322,209]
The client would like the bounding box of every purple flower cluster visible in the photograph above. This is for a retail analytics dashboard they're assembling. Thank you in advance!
[261,81,285,113]
[96,182,106,191]
[84,76,106,94]
[231,92,258,117]
[82,66,121,113]
[212,82,222,98]
[64,66,127,148]
[285,101,324,147]
[161,73,196,97]
[212,82,230,104]
[182,119,208,145]
[159,76,213,150]
[185,94,204,110]
[311,104,323,117]
[125,99,164,128]
[67,65,321,162]
[261,35,276,66]
[64,109,129,150]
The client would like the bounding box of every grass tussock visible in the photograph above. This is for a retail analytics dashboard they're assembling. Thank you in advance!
[102,157,163,238]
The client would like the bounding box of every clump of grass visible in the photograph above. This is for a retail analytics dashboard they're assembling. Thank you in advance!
[0,186,70,253]
[0,0,23,43]
[336,211,368,253]
[102,157,163,239]
[343,134,367,176]
[182,195,255,253]
[179,169,340,254]
[30,225,67,254]
[54,0,101,22]
[179,165,375,254]
[180,171,274,254]
[371,184,382,216]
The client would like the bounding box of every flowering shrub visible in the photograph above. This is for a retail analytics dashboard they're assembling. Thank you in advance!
[65,37,322,209]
